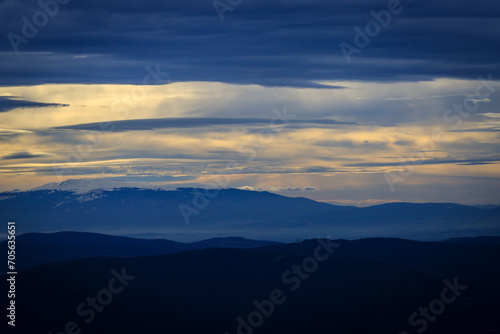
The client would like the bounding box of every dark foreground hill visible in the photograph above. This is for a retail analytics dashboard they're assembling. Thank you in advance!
[2,237,499,334]
[0,231,279,270]
[444,236,500,245]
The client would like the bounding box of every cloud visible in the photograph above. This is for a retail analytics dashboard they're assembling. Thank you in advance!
[0,1,499,87]
[53,117,355,131]
[315,139,387,150]
[345,156,500,167]
[0,128,34,141]
[1,151,46,160]
[449,127,500,133]
[393,140,414,146]
[0,96,69,112]
[479,113,500,118]
[384,94,468,101]
[236,186,319,192]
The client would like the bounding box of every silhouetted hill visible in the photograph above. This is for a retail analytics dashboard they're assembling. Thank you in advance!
[190,236,278,249]
[0,231,279,270]
[2,237,499,334]
[255,237,500,287]
[444,236,500,245]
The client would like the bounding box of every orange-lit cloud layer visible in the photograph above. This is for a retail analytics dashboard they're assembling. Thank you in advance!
[0,78,499,205]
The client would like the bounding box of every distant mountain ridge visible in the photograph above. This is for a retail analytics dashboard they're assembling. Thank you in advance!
[1,179,499,241]
[30,178,199,193]
[31,178,143,193]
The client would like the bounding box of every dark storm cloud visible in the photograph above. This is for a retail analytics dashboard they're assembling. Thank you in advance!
[345,156,500,167]
[1,0,499,87]
[459,162,492,166]
[0,96,68,112]
[1,151,45,159]
[53,117,354,131]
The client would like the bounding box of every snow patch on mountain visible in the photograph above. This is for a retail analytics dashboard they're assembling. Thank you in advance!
[31,178,149,194]
[29,178,204,195]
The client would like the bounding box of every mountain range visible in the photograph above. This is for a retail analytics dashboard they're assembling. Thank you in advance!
[1,179,499,241]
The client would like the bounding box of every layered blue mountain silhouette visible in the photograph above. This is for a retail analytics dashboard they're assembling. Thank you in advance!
[1,179,499,241]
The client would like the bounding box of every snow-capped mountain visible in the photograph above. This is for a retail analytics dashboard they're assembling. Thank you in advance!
[1,180,499,241]
[31,178,148,194]
[30,178,205,194]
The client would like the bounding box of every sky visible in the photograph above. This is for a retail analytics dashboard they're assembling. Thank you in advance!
[0,0,499,206]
